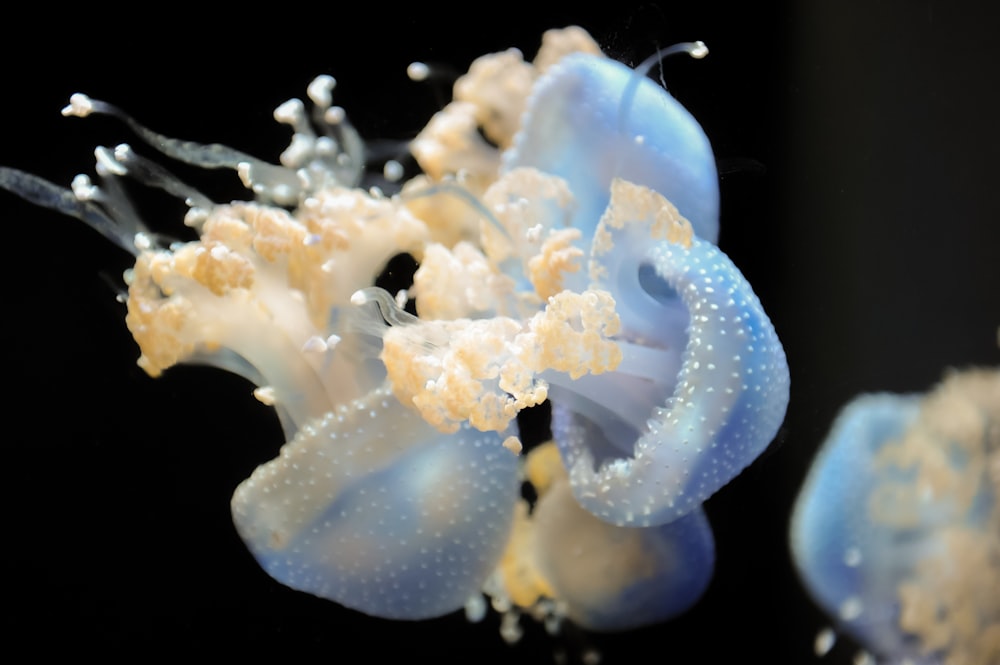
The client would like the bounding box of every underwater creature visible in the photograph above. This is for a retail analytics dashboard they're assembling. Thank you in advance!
[1,26,788,633]
[791,367,999,665]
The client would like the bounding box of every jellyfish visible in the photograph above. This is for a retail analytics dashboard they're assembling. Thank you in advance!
[791,367,999,665]
[1,26,788,634]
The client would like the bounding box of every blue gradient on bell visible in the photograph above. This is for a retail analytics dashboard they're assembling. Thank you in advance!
[545,185,789,528]
[791,395,922,656]
[791,371,1000,664]
[504,52,720,243]
[534,495,716,630]
[498,49,788,531]
[232,385,520,620]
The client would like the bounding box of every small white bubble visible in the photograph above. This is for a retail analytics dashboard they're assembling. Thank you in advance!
[253,386,277,406]
[61,92,94,117]
[499,612,523,644]
[325,106,346,125]
[464,594,487,623]
[273,98,305,125]
[839,596,863,621]
[502,436,523,455]
[301,336,328,353]
[383,159,404,182]
[133,232,153,251]
[306,74,336,108]
[853,651,875,665]
[814,627,836,656]
[407,61,430,81]
[843,546,862,567]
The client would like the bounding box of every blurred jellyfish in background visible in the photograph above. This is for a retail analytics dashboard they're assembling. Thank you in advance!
[791,366,999,665]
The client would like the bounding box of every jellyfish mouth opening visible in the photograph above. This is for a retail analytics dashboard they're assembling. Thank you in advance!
[544,260,689,476]
[549,389,644,472]
[637,261,681,305]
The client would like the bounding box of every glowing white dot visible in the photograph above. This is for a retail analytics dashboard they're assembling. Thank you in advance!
[273,98,305,125]
[814,627,836,656]
[502,436,523,455]
[839,596,863,621]
[302,336,328,353]
[254,386,277,405]
[307,74,336,108]
[383,159,404,182]
[325,106,346,125]
[464,594,487,622]
[853,651,875,665]
[61,92,94,117]
[407,61,430,81]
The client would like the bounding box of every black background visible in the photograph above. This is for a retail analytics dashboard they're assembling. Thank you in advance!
[3,2,998,662]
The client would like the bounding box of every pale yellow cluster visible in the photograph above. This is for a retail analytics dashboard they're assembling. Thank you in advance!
[454,48,535,150]
[114,26,707,474]
[532,25,604,74]
[120,26,624,440]
[381,289,622,433]
[411,167,581,318]
[124,207,262,376]
[590,178,693,283]
[495,440,671,631]
[450,25,600,152]
[124,193,428,378]
[529,228,584,300]
[411,241,516,320]
[480,168,575,265]
[871,368,999,665]
[481,167,580,300]
[293,188,428,323]
[125,253,201,378]
[497,442,565,609]
[424,26,601,163]
[405,28,600,250]
[520,289,623,379]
